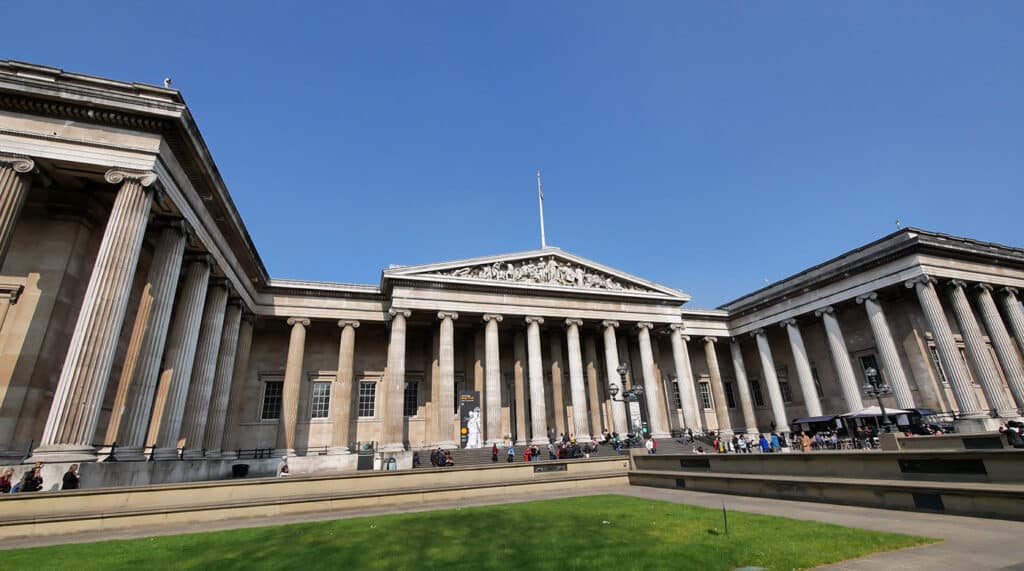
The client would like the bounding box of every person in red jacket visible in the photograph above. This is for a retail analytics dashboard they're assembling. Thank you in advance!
[524,447,532,462]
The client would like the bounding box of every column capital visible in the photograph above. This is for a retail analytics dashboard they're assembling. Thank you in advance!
[241,312,257,325]
[565,318,583,327]
[814,306,836,317]
[974,283,994,293]
[337,319,360,329]
[482,313,503,323]
[946,279,969,290]
[287,317,310,328]
[855,291,878,304]
[1001,286,1020,297]
[0,153,35,173]
[104,168,158,188]
[635,322,654,331]
[436,311,458,321]
[525,316,545,325]
[184,252,213,267]
[750,328,767,338]
[904,275,935,289]
[780,318,798,328]
[702,336,718,344]
[601,320,619,329]
[388,307,411,319]
[669,323,686,332]
[226,297,244,308]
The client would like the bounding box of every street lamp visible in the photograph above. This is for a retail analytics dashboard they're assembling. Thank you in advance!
[609,364,647,436]
[862,366,893,432]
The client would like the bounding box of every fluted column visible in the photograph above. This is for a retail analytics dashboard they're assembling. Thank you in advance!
[381,309,410,452]
[703,337,733,435]
[108,221,187,460]
[220,314,255,457]
[549,334,567,436]
[781,319,823,417]
[564,319,591,441]
[275,317,310,456]
[602,321,629,434]
[482,314,503,444]
[34,169,157,462]
[946,280,1016,417]
[202,300,243,458]
[907,276,984,418]
[0,154,34,269]
[151,257,211,459]
[816,306,864,413]
[436,312,458,448]
[636,323,669,438]
[330,320,359,454]
[180,281,229,458]
[856,292,915,408]
[752,329,790,434]
[669,325,701,431]
[583,334,603,435]
[729,340,759,434]
[977,285,1024,412]
[999,287,1024,361]
[512,329,528,445]
[526,316,549,444]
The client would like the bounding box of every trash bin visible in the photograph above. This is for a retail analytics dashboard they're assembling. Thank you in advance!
[231,464,249,478]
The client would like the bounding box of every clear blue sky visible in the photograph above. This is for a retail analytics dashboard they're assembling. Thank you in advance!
[5,2,1022,307]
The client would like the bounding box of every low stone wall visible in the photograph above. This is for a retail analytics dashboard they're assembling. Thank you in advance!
[0,458,282,492]
[881,432,1010,452]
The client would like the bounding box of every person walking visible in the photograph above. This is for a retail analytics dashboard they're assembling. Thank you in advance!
[62,464,80,490]
[491,443,499,463]
[800,432,812,453]
[507,443,516,462]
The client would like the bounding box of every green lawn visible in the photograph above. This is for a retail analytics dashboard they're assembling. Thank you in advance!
[4,495,936,570]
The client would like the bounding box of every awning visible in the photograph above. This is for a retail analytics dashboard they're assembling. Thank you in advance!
[911,408,937,416]
[791,415,836,424]
[841,405,912,418]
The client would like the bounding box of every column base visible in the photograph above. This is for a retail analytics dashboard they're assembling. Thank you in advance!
[181,449,206,461]
[994,408,1021,421]
[109,446,147,462]
[954,417,1003,434]
[327,446,352,455]
[151,447,181,461]
[434,440,458,450]
[27,444,98,463]
[529,437,550,446]
[378,443,405,453]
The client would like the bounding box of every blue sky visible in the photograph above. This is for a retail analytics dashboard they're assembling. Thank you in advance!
[5,2,1022,306]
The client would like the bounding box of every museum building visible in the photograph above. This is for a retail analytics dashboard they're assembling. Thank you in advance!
[1,61,1023,465]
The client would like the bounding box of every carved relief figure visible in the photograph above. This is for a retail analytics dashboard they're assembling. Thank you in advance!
[434,256,648,292]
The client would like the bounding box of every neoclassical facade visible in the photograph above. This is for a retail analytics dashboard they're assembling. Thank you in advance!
[1,61,1023,464]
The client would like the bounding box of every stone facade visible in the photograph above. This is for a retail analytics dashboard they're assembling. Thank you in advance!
[0,61,1022,466]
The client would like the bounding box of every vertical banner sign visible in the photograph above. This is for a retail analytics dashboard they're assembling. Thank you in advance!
[459,391,482,448]
[628,400,643,434]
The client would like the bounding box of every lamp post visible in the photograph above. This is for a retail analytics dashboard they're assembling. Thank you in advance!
[862,366,893,432]
[609,364,646,435]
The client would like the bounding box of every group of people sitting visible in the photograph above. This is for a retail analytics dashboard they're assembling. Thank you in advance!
[999,421,1024,448]
[428,448,456,467]
[0,462,80,494]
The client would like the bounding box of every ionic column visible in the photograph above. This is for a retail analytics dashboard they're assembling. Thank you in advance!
[549,334,567,436]
[180,281,229,458]
[436,312,458,448]
[483,314,503,444]
[752,329,790,434]
[703,337,733,435]
[330,320,359,454]
[108,220,187,461]
[151,257,211,459]
[0,154,34,268]
[34,169,157,462]
[583,334,603,436]
[276,317,310,456]
[999,287,1024,360]
[636,323,669,438]
[602,321,629,434]
[906,276,984,417]
[564,319,591,441]
[978,285,1024,412]
[947,280,1016,417]
[512,329,528,445]
[526,316,549,444]
[856,292,915,408]
[220,314,255,457]
[202,300,244,458]
[815,306,864,413]
[669,324,701,431]
[781,319,823,417]
[380,309,410,452]
[729,340,759,434]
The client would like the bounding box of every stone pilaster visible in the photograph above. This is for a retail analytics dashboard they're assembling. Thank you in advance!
[703,337,733,435]
[582,334,603,436]
[564,319,591,441]
[0,154,34,269]
[636,323,669,438]
[976,285,1024,413]
[34,169,157,462]
[276,317,310,456]
[729,339,759,434]
[107,220,187,460]
[482,314,503,444]
[602,320,629,434]
[436,312,458,448]
[526,316,549,444]
[220,314,255,457]
[906,276,985,419]
[380,309,410,452]
[669,325,701,432]
[752,329,790,434]
[202,300,244,458]
[151,257,212,459]
[946,280,1016,418]
[512,329,528,445]
[549,332,567,436]
[180,281,229,458]
[330,320,359,454]
[781,319,823,418]
[815,306,864,413]
[856,292,916,409]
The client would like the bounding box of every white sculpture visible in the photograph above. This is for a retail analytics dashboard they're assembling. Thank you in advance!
[435,256,647,292]
[466,407,483,448]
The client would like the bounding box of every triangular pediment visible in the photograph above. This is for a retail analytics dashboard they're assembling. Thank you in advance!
[383,248,690,302]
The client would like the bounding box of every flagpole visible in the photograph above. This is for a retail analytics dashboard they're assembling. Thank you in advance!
[537,170,547,248]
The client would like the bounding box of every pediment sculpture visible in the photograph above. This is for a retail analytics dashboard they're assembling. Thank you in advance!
[431,256,651,292]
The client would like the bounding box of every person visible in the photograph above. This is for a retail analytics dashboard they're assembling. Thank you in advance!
[507,443,516,462]
[1003,421,1024,448]
[443,450,455,466]
[645,438,655,455]
[21,462,43,492]
[0,468,13,493]
[412,451,421,468]
[277,458,290,477]
[770,432,781,452]
[62,464,80,490]
[524,446,532,462]
[491,443,499,463]
[758,434,771,453]
[800,432,812,453]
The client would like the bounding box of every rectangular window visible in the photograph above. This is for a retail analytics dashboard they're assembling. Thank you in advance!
[928,345,948,385]
[260,381,283,420]
[403,380,419,417]
[776,367,793,403]
[810,366,824,399]
[310,381,331,419]
[749,379,765,407]
[358,381,377,418]
[454,372,466,414]
[723,381,737,409]
[699,381,713,410]
[669,378,682,410]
